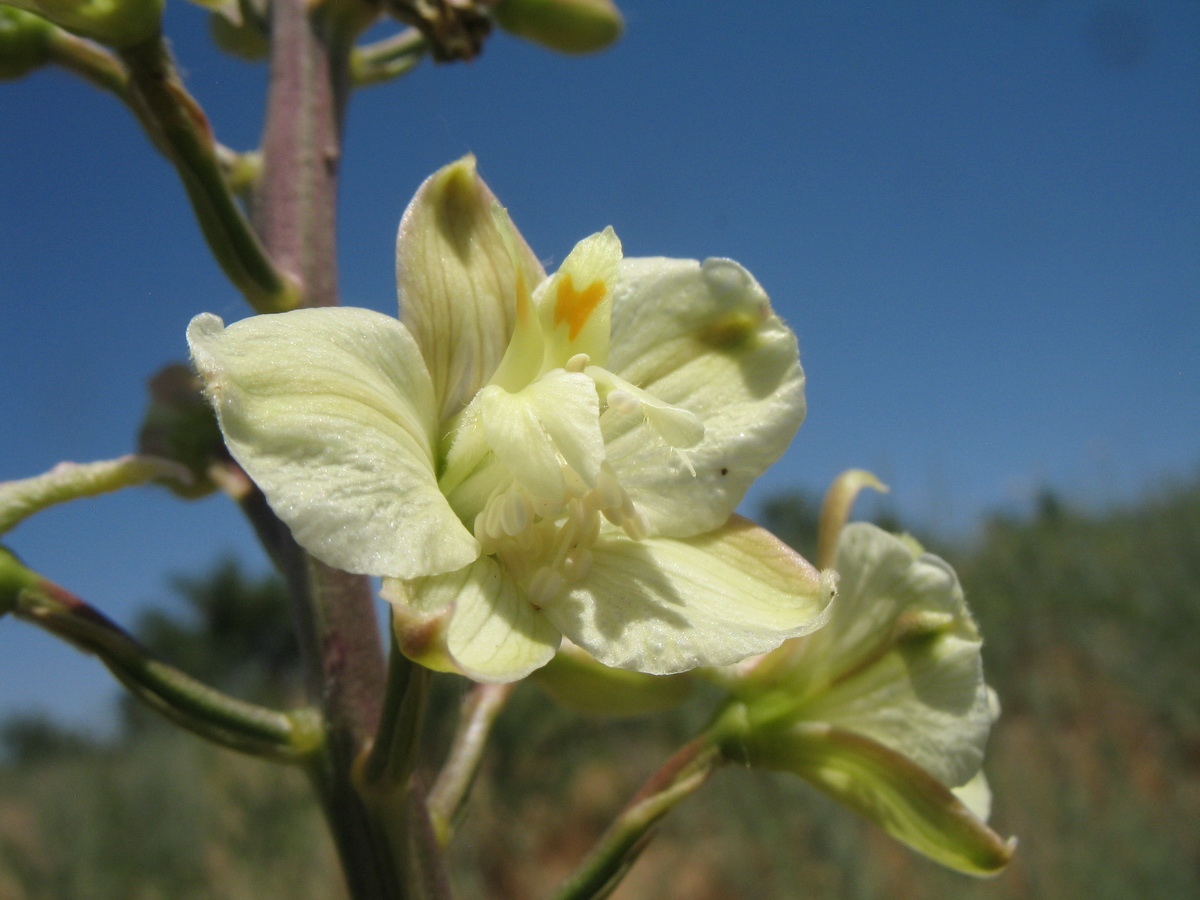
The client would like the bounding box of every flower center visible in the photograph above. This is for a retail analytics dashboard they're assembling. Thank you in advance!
[480,465,649,610]
[438,355,697,608]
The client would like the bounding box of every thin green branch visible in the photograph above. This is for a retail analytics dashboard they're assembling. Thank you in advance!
[42,34,266,232]
[1,552,320,763]
[117,34,300,313]
[551,738,722,900]
[404,781,457,900]
[44,28,130,97]
[0,455,188,536]
[427,681,514,844]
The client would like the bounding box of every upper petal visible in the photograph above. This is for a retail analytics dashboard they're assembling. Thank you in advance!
[187,309,479,579]
[396,156,546,420]
[602,257,805,538]
[540,515,834,674]
[533,227,622,370]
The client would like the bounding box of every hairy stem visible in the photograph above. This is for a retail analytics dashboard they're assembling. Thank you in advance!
[253,1,404,896]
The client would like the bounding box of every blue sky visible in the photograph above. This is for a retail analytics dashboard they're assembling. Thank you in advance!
[1,0,1197,728]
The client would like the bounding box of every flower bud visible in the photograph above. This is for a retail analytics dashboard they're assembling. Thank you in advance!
[0,7,54,80]
[708,519,1014,876]
[4,0,162,48]
[137,363,229,498]
[492,0,622,54]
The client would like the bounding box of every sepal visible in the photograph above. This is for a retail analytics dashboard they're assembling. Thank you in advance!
[532,640,693,715]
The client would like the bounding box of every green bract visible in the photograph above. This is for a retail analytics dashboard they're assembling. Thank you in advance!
[717,520,1015,875]
[188,156,832,682]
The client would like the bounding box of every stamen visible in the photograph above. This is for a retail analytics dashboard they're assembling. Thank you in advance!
[531,495,559,519]
[499,490,530,536]
[565,353,591,373]
[595,465,626,512]
[562,465,590,497]
[622,506,650,541]
[574,504,602,549]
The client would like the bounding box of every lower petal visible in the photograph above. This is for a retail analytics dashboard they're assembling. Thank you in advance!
[540,515,834,675]
[743,722,1015,876]
[384,557,561,683]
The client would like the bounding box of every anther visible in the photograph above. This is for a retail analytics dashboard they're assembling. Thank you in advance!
[594,466,626,511]
[606,389,640,416]
[499,491,530,535]
[565,353,591,373]
[563,548,593,581]
[621,505,650,541]
[527,567,565,609]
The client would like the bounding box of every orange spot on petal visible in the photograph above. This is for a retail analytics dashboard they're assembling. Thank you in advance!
[554,274,607,340]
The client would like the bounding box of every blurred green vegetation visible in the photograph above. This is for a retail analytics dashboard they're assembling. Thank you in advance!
[2,472,1199,898]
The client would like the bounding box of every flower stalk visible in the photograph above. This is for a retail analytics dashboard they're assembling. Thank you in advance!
[250,1,415,896]
[118,34,300,313]
[0,550,320,762]
[427,681,515,843]
[552,736,721,900]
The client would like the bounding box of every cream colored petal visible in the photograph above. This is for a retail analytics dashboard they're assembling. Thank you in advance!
[773,522,993,788]
[534,227,621,369]
[602,257,805,538]
[478,385,564,501]
[384,557,560,682]
[744,722,1014,876]
[188,309,478,580]
[800,640,996,790]
[531,640,694,715]
[952,771,994,822]
[397,156,546,419]
[541,515,833,674]
[786,522,981,697]
[479,370,604,500]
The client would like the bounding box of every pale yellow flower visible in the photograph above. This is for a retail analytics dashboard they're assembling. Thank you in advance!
[189,157,833,682]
